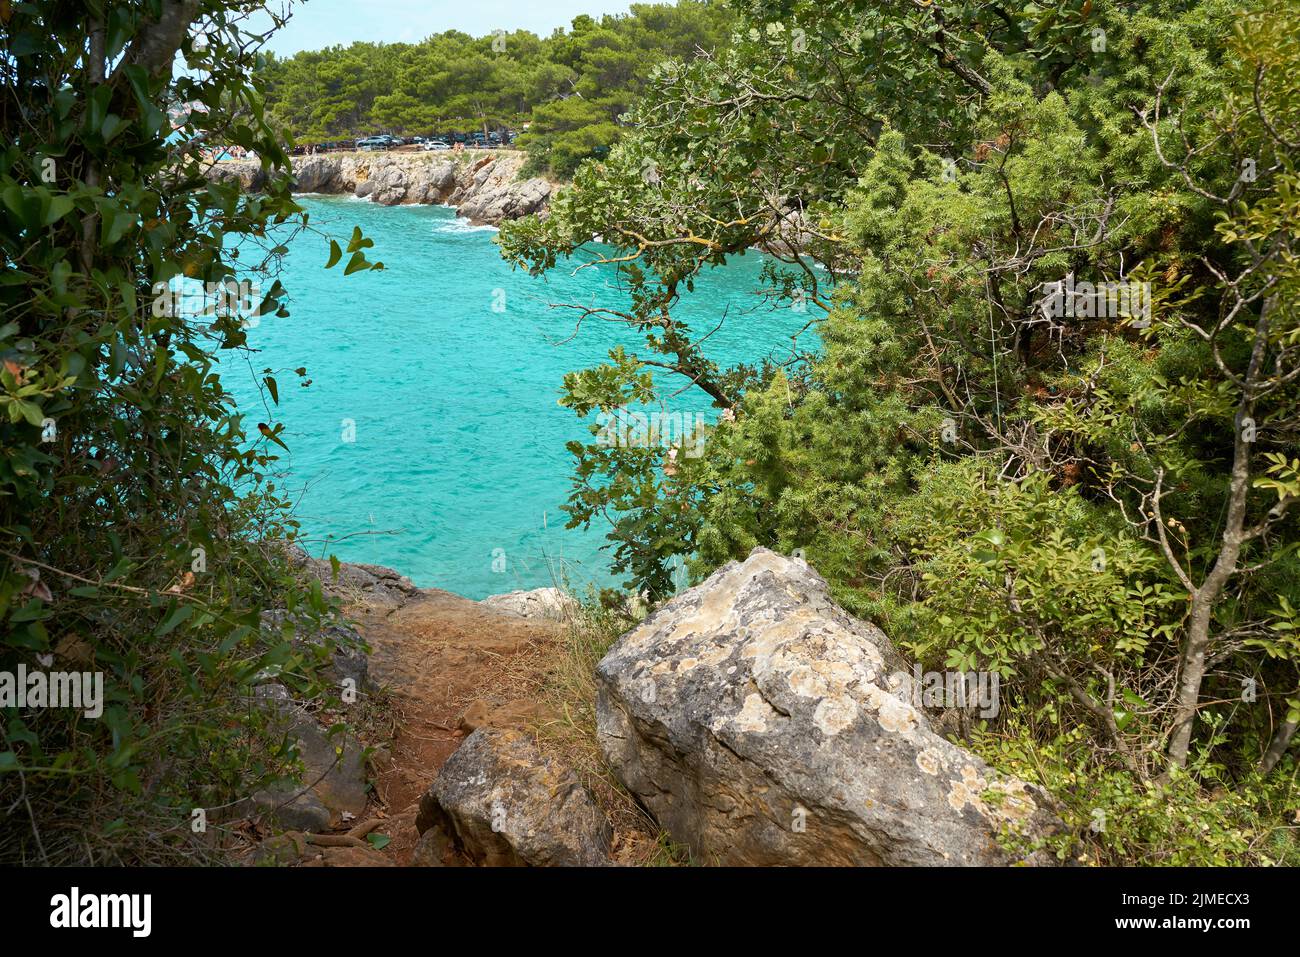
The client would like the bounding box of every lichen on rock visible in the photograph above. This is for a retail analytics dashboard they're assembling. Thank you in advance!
[595,547,1060,866]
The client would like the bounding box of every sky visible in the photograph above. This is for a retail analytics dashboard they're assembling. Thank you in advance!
[252,0,640,55]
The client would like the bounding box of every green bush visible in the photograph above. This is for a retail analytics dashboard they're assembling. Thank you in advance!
[500,0,1300,861]
[0,0,375,864]
[972,719,1298,866]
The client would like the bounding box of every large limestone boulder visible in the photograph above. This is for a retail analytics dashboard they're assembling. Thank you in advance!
[416,727,612,867]
[596,548,1058,866]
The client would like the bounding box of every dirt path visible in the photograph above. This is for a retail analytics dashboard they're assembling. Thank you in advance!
[347,587,562,864]
[238,556,665,867]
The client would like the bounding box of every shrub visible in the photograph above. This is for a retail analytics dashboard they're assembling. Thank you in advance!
[0,0,376,864]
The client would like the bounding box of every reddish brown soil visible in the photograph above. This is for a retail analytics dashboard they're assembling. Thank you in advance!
[352,589,561,864]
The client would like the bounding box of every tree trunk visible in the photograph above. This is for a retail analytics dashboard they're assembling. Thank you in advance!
[1260,714,1298,775]
[1167,299,1273,768]
[125,0,202,78]
[80,17,106,274]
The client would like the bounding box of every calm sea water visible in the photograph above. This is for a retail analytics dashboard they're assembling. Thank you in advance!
[224,196,805,598]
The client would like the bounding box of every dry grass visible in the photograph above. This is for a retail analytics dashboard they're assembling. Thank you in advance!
[528,600,690,867]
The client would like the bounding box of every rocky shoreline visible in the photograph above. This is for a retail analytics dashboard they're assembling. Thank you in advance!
[206,150,554,226]
[247,546,1061,867]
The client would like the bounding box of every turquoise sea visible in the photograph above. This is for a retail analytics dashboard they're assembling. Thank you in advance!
[225,196,806,598]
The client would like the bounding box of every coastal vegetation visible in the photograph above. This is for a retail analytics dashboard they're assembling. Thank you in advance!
[499,0,1300,863]
[1,0,1296,868]
[0,0,374,863]
[259,1,735,176]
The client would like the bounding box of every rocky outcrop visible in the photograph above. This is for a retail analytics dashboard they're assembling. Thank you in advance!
[456,172,552,225]
[206,160,265,190]
[237,540,1067,867]
[244,682,369,833]
[286,545,421,612]
[763,206,817,258]
[479,587,578,622]
[204,150,553,226]
[292,154,340,193]
[595,547,1058,866]
[368,166,403,205]
[407,160,458,204]
[416,727,612,867]
[248,544,1062,867]
[259,608,370,692]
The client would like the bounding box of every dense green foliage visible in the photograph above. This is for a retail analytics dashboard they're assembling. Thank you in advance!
[4,0,1294,869]
[0,0,376,863]
[501,0,1300,863]
[258,1,734,177]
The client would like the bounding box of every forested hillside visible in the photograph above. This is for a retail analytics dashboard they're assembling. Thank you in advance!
[259,1,734,175]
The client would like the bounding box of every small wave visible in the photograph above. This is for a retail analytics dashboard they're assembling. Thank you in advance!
[432,218,499,235]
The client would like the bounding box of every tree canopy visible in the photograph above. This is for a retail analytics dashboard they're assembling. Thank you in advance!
[499,0,1300,864]
[258,1,735,176]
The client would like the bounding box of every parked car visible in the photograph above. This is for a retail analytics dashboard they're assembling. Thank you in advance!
[420,140,451,151]
[357,135,397,151]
